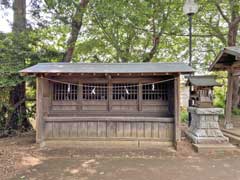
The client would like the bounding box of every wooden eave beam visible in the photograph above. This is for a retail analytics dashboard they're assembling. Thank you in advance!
[20,72,27,76]
[209,50,224,71]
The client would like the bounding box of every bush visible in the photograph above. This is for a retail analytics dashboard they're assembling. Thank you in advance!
[0,88,10,129]
[232,108,240,116]
[213,86,226,108]
[180,107,188,123]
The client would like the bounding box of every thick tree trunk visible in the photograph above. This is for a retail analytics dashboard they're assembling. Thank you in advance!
[7,0,31,130]
[232,76,239,108]
[63,0,89,62]
[12,0,26,32]
[8,83,29,130]
[228,20,240,108]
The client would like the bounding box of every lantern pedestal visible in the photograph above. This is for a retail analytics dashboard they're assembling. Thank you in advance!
[186,107,229,144]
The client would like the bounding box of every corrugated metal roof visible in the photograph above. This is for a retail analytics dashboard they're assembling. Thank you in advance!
[20,62,194,74]
[209,46,240,71]
[186,75,220,87]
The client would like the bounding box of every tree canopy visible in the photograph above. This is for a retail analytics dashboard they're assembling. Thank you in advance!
[0,0,240,131]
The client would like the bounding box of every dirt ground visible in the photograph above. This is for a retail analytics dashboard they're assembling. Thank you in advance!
[1,132,240,180]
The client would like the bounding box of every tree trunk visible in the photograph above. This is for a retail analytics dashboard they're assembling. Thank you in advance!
[12,0,26,32]
[143,36,160,62]
[63,0,89,62]
[7,0,31,130]
[228,19,240,108]
[232,76,239,108]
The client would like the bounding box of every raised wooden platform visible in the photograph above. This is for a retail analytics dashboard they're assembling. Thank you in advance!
[43,116,174,141]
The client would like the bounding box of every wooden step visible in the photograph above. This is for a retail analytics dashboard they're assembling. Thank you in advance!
[42,139,173,149]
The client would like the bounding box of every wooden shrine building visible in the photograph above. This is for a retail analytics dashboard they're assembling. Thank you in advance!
[209,47,240,129]
[20,62,193,147]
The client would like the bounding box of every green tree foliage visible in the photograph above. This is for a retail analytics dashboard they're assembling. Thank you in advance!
[0,28,63,129]
[80,0,186,62]
[0,0,240,130]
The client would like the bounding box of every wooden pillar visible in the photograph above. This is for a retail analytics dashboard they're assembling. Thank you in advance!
[174,74,180,149]
[49,82,53,112]
[138,82,142,112]
[36,77,45,143]
[108,75,112,112]
[225,70,234,129]
[78,82,83,111]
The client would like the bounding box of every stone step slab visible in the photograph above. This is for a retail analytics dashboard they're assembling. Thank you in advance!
[192,143,237,153]
[222,131,240,146]
[221,129,240,138]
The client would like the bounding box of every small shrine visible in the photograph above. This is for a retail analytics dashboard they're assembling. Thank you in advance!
[185,75,231,150]
[186,75,221,108]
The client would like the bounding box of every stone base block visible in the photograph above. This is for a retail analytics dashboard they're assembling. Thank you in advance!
[187,107,229,144]
[185,130,229,144]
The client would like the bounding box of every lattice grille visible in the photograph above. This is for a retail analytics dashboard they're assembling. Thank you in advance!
[53,83,78,101]
[83,84,108,100]
[199,89,209,97]
[142,83,168,100]
[113,84,138,100]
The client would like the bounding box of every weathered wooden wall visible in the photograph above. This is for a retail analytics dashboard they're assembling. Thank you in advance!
[44,118,174,141]
[35,74,178,144]
[36,76,50,143]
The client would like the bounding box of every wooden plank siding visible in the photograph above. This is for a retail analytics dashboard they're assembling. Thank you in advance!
[36,76,50,143]
[44,119,174,141]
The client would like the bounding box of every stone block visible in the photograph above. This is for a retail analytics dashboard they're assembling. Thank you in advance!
[187,107,228,144]
[192,129,207,137]
[192,143,236,153]
[188,107,224,115]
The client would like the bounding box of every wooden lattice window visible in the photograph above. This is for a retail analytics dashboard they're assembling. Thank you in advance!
[83,84,108,100]
[53,83,78,101]
[142,83,168,101]
[199,89,209,97]
[113,84,138,100]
